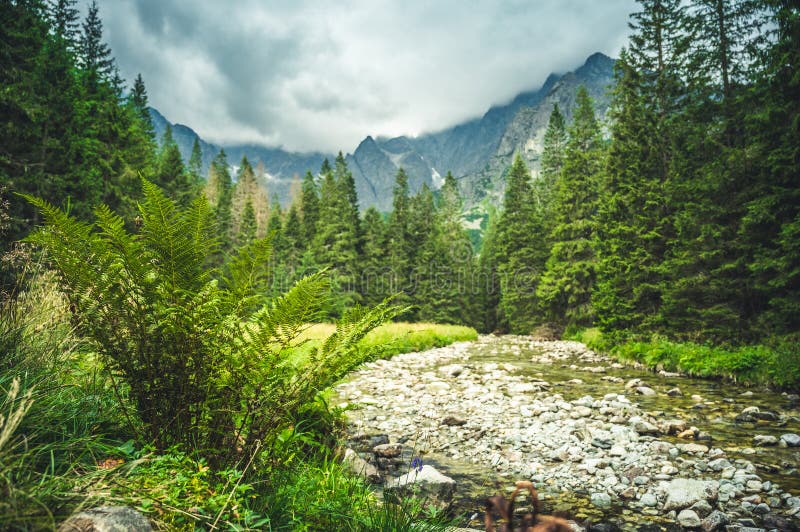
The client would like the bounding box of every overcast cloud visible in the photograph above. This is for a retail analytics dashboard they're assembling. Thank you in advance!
[95,0,636,153]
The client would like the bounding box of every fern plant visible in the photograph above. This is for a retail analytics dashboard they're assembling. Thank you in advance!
[24,180,398,462]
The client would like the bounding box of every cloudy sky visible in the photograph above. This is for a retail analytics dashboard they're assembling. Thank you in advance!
[95,0,636,153]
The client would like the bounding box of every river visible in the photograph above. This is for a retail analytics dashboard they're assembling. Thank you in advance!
[337,335,800,531]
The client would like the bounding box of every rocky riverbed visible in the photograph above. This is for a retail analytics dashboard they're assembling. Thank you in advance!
[336,335,800,531]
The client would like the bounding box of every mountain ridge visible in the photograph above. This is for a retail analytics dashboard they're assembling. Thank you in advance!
[151,52,616,210]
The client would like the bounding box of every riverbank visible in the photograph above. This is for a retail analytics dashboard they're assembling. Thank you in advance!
[570,328,800,391]
[338,335,800,530]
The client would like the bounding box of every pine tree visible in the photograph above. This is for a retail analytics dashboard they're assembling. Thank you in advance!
[537,87,603,327]
[78,1,114,91]
[739,1,800,335]
[129,73,155,138]
[237,200,257,247]
[188,137,203,188]
[594,53,669,335]
[496,155,540,333]
[155,125,199,206]
[207,149,233,255]
[313,157,361,315]
[231,156,269,239]
[416,173,478,325]
[300,171,319,243]
[477,206,504,333]
[360,207,389,307]
[49,0,80,51]
[386,168,413,311]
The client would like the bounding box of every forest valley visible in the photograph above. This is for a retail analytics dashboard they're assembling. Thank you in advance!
[0,0,799,530]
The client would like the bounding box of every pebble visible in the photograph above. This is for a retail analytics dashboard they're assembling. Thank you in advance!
[338,336,800,531]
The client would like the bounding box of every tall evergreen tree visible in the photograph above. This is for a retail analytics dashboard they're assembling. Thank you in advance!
[594,52,669,335]
[313,158,361,315]
[49,0,80,51]
[78,1,114,90]
[300,171,319,243]
[360,207,389,307]
[207,149,233,255]
[417,173,478,325]
[231,156,269,239]
[386,168,413,310]
[496,155,540,333]
[537,87,604,327]
[188,137,203,187]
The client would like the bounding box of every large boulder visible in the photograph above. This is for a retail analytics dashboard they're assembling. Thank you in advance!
[662,478,719,511]
[385,465,456,511]
[59,506,152,532]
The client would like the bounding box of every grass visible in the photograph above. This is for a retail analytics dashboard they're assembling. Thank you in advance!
[288,322,478,364]
[0,269,476,530]
[570,327,800,390]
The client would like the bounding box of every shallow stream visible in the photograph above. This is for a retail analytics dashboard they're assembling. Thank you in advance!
[338,336,800,530]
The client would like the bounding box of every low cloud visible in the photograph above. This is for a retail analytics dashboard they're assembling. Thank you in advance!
[96,0,635,153]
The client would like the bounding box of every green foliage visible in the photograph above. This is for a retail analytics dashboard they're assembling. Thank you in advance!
[25,181,398,462]
[0,265,129,530]
[571,328,800,389]
[537,87,603,327]
[495,155,540,333]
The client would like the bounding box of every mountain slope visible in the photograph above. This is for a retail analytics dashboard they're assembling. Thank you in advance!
[151,52,616,210]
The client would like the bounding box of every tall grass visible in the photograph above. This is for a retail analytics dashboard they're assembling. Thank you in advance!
[571,327,800,389]
[0,266,130,530]
[290,322,478,363]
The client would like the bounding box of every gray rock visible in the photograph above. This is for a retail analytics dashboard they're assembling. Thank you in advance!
[762,513,797,531]
[58,506,152,532]
[343,448,381,484]
[667,387,683,396]
[709,458,733,472]
[592,437,613,450]
[780,433,800,447]
[678,509,702,528]
[690,499,714,518]
[636,386,657,396]
[385,465,456,511]
[753,434,778,446]
[663,479,719,511]
[752,503,770,515]
[641,493,658,507]
[441,415,467,426]
[701,510,730,532]
[373,443,403,457]
[590,492,613,509]
[630,416,660,435]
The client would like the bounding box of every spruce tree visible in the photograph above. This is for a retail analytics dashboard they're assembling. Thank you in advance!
[231,156,269,239]
[360,207,389,307]
[496,155,540,333]
[49,0,80,51]
[537,87,603,327]
[300,170,319,243]
[417,173,477,325]
[594,53,668,335]
[78,1,114,90]
[207,149,234,255]
[313,158,361,315]
[386,168,413,311]
[187,137,204,191]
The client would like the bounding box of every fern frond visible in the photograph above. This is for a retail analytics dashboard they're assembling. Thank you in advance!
[138,180,210,296]
[223,236,273,315]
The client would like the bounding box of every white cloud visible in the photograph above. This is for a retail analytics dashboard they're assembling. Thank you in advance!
[96,0,635,153]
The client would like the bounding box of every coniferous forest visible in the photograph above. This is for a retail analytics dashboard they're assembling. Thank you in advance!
[1,0,799,529]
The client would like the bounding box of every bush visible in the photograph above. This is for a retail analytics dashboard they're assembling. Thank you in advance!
[25,181,398,465]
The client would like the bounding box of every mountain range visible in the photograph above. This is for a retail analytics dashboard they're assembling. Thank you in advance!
[150,52,616,211]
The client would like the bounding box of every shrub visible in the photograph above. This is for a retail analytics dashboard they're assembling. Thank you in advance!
[25,181,398,464]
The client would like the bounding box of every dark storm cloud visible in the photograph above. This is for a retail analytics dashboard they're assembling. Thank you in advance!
[95,0,636,152]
